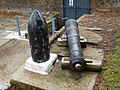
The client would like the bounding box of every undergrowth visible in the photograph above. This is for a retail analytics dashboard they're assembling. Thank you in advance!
[98,30,120,90]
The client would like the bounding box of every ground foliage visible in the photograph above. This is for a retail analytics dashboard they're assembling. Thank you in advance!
[96,30,120,90]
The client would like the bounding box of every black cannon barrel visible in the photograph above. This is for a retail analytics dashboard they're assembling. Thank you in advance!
[65,19,86,71]
[28,10,50,63]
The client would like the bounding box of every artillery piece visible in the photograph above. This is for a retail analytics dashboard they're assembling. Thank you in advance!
[61,19,102,72]
[65,19,86,71]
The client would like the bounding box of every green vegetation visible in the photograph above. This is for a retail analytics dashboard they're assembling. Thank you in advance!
[98,31,120,90]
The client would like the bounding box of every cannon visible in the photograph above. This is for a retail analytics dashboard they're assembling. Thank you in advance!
[65,19,86,71]
[28,10,50,63]
[61,19,102,72]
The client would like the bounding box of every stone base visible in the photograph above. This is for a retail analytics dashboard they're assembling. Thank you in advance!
[24,53,58,75]
[10,64,98,90]
[10,46,104,90]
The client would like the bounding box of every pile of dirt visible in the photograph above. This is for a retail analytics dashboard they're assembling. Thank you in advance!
[0,11,22,18]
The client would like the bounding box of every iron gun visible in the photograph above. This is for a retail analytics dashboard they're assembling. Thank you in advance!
[65,19,86,71]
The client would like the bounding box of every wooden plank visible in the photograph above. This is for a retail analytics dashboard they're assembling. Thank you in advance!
[83,27,103,31]
[61,57,102,72]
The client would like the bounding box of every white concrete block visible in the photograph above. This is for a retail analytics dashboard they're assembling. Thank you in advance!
[5,31,28,41]
[24,53,58,75]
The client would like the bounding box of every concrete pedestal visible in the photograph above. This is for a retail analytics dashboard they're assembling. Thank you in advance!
[10,46,103,90]
[10,64,98,90]
[24,53,58,75]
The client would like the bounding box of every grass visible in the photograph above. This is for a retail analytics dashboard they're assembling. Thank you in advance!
[98,31,120,90]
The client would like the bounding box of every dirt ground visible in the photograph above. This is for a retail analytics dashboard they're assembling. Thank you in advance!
[79,11,120,89]
[0,10,52,32]
[0,11,23,18]
[79,11,120,55]
[0,11,29,32]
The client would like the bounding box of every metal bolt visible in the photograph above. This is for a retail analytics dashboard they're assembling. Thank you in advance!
[75,64,81,70]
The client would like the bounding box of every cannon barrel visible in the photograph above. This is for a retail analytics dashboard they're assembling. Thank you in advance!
[28,10,50,63]
[65,19,86,71]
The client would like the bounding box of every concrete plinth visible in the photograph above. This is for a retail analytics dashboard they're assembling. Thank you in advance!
[24,53,58,75]
[10,64,98,90]
[10,46,103,90]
